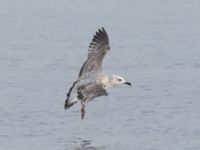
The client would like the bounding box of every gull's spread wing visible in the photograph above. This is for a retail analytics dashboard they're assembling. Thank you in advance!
[79,27,110,77]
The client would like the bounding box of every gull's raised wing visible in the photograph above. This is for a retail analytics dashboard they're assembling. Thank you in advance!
[79,27,110,77]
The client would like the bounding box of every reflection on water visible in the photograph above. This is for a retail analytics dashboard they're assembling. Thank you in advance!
[72,138,105,150]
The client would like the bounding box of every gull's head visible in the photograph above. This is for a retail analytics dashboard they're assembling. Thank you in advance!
[111,75,131,86]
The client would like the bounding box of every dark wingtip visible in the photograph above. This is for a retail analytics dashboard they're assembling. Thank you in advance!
[97,27,107,35]
[64,99,69,110]
[64,98,77,110]
[64,104,67,110]
[98,27,106,33]
[88,27,110,56]
[90,27,109,46]
[101,27,106,33]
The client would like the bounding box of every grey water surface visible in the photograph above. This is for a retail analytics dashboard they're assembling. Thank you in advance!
[1,0,200,150]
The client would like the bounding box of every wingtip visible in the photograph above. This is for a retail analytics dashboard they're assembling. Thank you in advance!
[64,103,70,110]
[101,27,106,32]
[99,27,106,34]
[64,99,77,110]
[96,27,106,34]
[64,101,68,110]
[88,27,110,54]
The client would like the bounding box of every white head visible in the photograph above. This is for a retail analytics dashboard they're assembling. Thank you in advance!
[111,75,131,87]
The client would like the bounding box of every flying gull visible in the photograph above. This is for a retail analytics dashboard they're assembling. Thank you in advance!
[65,27,131,119]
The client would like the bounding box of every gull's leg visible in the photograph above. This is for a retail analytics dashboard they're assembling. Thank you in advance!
[81,102,85,119]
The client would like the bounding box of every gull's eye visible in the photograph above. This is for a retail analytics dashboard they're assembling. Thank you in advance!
[118,78,122,82]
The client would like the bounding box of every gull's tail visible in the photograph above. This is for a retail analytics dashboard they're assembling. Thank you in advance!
[64,81,78,109]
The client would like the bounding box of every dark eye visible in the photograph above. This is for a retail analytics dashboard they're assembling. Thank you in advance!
[118,78,122,81]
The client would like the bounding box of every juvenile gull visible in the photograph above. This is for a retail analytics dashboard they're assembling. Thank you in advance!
[65,27,131,119]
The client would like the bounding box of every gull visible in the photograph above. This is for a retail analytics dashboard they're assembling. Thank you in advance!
[64,27,131,119]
